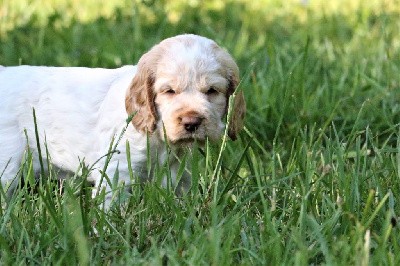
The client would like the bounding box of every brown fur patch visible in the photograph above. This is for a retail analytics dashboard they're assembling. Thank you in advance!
[226,75,246,141]
[125,45,166,132]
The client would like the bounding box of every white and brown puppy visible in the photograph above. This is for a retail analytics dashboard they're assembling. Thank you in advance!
[0,34,245,206]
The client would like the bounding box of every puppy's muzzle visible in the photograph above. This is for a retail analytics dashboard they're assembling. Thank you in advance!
[179,114,204,133]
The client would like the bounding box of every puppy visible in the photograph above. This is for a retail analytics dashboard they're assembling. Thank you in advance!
[0,34,246,207]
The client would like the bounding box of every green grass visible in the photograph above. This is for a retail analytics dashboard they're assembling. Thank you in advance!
[1,0,400,264]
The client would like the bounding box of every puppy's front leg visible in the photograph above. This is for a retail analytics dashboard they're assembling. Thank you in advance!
[91,157,134,209]
[91,171,114,210]
[160,154,191,196]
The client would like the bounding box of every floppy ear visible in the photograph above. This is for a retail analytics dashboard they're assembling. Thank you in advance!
[212,42,246,141]
[125,53,158,133]
[226,74,246,141]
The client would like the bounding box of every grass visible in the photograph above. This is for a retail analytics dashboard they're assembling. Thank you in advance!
[1,0,400,264]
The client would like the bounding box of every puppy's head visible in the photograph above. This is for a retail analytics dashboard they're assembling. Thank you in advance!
[125,34,246,145]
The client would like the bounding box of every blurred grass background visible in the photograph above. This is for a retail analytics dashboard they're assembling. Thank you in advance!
[1,0,400,264]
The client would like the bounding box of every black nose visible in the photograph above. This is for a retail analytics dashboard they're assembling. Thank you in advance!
[181,116,202,132]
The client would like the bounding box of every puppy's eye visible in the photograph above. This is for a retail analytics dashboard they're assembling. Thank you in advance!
[164,88,175,94]
[206,86,218,95]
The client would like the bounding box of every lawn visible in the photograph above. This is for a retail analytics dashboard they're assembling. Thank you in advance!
[1,0,400,264]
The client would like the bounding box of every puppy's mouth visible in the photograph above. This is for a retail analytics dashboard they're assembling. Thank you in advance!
[170,135,206,146]
[161,118,224,146]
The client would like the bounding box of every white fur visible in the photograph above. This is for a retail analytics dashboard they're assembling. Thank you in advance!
[0,34,243,207]
[0,66,148,198]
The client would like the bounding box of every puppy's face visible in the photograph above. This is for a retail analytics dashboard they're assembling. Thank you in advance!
[126,34,245,145]
[154,43,230,144]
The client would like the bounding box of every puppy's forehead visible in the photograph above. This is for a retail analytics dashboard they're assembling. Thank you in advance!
[154,38,228,90]
[162,40,220,72]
